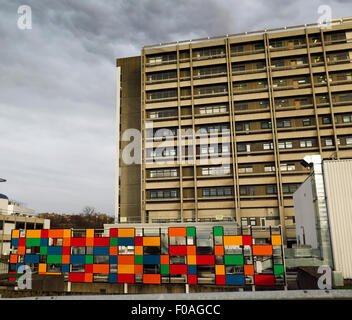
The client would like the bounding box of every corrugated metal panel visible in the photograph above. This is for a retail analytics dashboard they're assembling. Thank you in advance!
[323,160,352,279]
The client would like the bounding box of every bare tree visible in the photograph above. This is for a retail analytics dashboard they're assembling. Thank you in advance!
[82,206,95,217]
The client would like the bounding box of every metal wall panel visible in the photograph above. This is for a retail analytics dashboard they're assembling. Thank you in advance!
[323,160,352,279]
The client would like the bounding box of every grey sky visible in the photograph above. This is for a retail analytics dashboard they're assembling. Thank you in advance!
[0,0,350,215]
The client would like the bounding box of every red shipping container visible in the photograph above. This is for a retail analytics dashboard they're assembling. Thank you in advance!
[41,229,49,238]
[69,273,85,283]
[118,274,135,284]
[134,237,143,246]
[93,237,110,247]
[85,264,93,273]
[169,246,187,255]
[110,228,118,237]
[242,236,252,246]
[188,275,197,284]
[62,246,71,255]
[19,238,26,246]
[70,238,86,247]
[169,265,188,275]
[255,275,275,286]
[216,275,226,285]
[196,255,215,265]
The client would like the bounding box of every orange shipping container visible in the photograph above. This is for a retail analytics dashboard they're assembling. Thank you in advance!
[118,255,135,265]
[143,237,160,246]
[93,264,109,274]
[223,236,242,246]
[252,245,273,256]
[48,229,64,238]
[143,274,161,284]
[118,228,134,237]
[26,230,41,238]
[118,264,135,274]
[169,227,186,237]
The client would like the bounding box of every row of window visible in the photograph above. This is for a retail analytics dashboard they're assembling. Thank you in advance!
[146,31,347,65]
[148,184,300,200]
[147,136,352,159]
[147,52,349,83]
[148,163,298,179]
[147,73,352,101]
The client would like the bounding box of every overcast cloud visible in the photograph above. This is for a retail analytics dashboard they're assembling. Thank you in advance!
[0,0,350,215]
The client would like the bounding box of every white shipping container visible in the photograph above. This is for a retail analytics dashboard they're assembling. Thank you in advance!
[323,160,352,279]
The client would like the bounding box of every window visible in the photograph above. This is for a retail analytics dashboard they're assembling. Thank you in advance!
[322,116,331,124]
[303,118,311,126]
[272,60,285,68]
[199,105,228,115]
[202,165,231,176]
[278,141,293,149]
[263,143,274,150]
[198,85,227,95]
[273,79,287,87]
[150,169,178,178]
[342,115,352,123]
[196,47,224,58]
[232,65,246,72]
[233,83,247,91]
[261,121,272,129]
[149,90,177,100]
[300,140,313,148]
[254,43,264,50]
[283,184,298,193]
[236,123,250,131]
[150,190,179,199]
[256,62,266,69]
[270,41,283,48]
[259,101,270,108]
[266,185,277,194]
[234,103,248,111]
[237,144,250,152]
[325,139,333,146]
[249,218,257,226]
[238,167,253,174]
[149,110,177,118]
[202,187,233,197]
[338,93,352,102]
[346,137,352,145]
[241,218,248,227]
[257,81,267,88]
[264,165,275,172]
[331,32,346,41]
[275,99,289,107]
[277,120,291,128]
[198,66,226,76]
[281,164,296,171]
[232,45,244,53]
[149,71,177,82]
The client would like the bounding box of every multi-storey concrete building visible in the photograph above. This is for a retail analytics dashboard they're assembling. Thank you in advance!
[116,17,352,245]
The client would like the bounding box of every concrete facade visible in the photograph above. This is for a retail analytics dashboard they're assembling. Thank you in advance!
[116,17,352,244]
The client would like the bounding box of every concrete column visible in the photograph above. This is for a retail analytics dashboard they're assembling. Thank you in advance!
[124,283,128,294]
[185,284,189,294]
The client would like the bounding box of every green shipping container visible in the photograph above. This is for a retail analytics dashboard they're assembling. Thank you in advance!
[274,265,285,275]
[224,255,244,266]
[160,264,169,275]
[47,255,62,264]
[213,226,223,237]
[26,238,41,247]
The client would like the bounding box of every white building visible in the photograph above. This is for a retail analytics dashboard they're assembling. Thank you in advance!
[293,156,352,282]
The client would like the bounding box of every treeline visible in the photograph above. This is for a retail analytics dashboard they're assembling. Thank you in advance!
[37,207,114,229]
